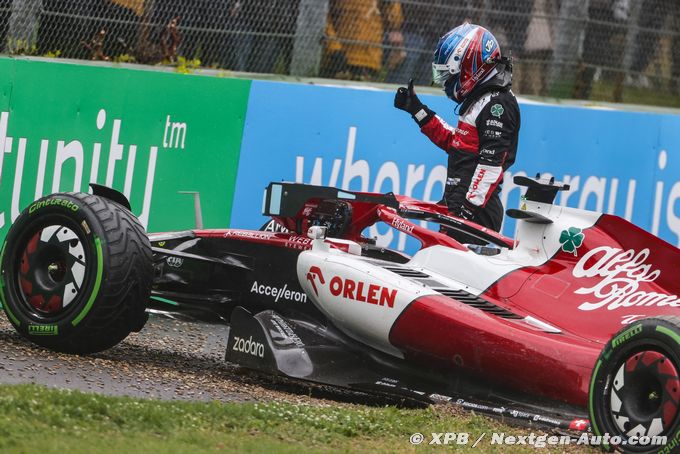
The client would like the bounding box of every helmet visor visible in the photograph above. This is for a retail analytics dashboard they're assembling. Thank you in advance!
[432,63,453,85]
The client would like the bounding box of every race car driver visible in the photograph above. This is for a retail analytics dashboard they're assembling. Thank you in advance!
[394,23,520,241]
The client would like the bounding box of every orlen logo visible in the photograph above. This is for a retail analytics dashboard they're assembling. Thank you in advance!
[232,335,265,358]
[455,38,470,57]
[329,276,397,308]
[306,266,398,308]
[471,168,487,192]
[306,266,325,296]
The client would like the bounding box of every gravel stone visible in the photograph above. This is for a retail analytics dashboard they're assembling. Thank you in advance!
[0,314,353,406]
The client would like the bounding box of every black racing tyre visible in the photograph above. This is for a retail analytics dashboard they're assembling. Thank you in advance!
[589,316,680,453]
[0,192,152,354]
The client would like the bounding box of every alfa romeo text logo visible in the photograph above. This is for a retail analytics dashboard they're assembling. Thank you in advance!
[573,246,680,311]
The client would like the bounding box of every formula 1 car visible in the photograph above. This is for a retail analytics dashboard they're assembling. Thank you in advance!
[2,176,680,451]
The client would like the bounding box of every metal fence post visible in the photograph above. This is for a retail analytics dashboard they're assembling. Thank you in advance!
[178,191,204,230]
[290,0,330,77]
[621,1,642,74]
[547,0,590,95]
[612,1,642,102]
[480,0,493,26]
[6,0,43,53]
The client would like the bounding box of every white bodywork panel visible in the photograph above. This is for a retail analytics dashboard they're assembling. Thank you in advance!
[298,245,439,358]
[408,200,601,295]
[297,198,602,356]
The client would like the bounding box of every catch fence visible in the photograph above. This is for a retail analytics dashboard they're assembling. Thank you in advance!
[2,0,679,105]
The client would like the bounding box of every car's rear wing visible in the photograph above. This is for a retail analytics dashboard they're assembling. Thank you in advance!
[262,182,399,218]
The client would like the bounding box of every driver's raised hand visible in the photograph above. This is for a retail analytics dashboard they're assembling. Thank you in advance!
[394,79,433,126]
[394,79,422,114]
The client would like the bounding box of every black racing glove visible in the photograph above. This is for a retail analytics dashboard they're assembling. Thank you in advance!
[394,79,434,126]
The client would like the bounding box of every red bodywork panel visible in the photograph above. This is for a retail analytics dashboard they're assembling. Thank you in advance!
[389,294,598,406]
[375,206,466,250]
[390,213,680,406]
[487,215,680,344]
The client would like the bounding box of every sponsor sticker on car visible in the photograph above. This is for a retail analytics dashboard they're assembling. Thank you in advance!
[573,246,680,311]
[250,281,307,303]
[305,266,397,308]
[232,335,265,358]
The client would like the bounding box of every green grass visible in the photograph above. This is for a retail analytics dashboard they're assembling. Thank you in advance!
[545,72,680,109]
[0,384,592,453]
[590,81,680,109]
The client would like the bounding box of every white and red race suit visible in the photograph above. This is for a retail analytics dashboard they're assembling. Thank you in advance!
[413,87,520,233]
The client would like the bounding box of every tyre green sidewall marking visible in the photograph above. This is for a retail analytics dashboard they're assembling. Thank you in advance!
[589,358,603,438]
[656,325,680,346]
[71,237,103,327]
[0,241,20,326]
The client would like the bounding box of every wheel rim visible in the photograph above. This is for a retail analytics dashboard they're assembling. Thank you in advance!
[610,350,680,438]
[18,224,87,316]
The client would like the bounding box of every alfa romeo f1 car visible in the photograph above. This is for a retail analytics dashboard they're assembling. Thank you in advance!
[2,176,680,452]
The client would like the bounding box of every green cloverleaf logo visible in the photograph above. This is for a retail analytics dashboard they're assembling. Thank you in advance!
[559,227,585,256]
[490,104,504,118]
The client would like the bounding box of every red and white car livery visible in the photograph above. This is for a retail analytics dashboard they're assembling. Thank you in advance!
[293,180,680,408]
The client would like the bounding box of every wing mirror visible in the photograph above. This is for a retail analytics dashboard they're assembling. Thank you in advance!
[307,226,328,240]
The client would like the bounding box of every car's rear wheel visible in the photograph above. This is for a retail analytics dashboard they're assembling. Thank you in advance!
[589,316,680,452]
[0,191,152,354]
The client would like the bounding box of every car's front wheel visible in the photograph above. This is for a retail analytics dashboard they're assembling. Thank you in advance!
[0,191,152,354]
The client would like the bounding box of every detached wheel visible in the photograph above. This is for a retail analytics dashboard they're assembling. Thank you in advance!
[590,317,680,452]
[0,192,152,354]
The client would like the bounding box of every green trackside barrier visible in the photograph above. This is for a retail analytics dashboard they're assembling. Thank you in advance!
[0,57,251,244]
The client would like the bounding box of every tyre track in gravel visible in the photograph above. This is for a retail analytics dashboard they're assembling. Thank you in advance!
[0,314,345,405]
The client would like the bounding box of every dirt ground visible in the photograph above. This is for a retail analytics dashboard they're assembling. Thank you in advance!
[0,314,349,405]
